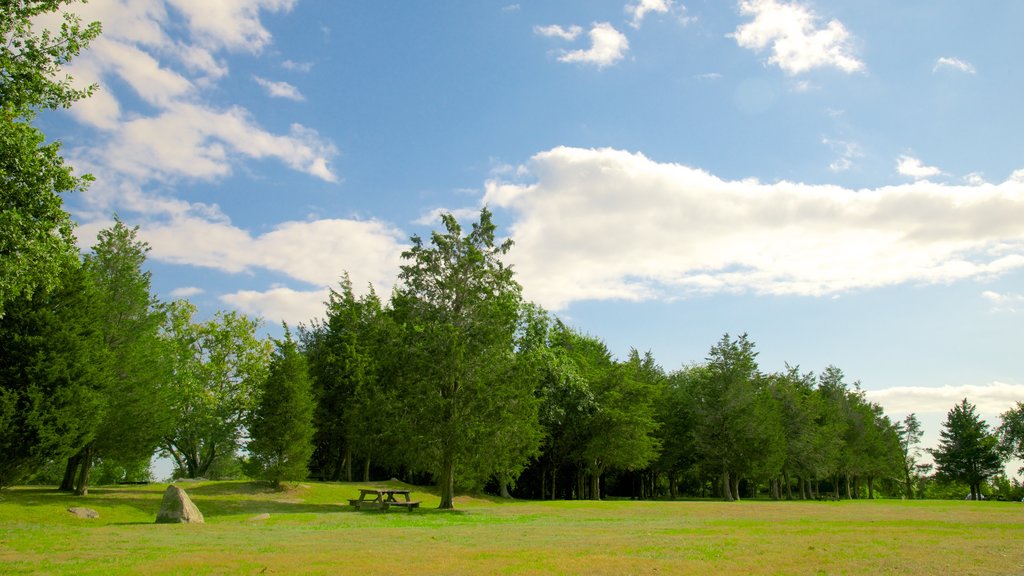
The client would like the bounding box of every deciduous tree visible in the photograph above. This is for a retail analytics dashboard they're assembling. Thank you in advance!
[162,301,272,479]
[0,0,99,315]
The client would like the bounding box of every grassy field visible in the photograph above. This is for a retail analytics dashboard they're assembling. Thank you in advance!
[1,481,1022,575]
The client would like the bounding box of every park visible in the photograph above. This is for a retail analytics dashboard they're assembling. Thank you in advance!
[2,480,1023,575]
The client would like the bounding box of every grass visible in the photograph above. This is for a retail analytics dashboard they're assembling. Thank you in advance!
[2,481,1023,575]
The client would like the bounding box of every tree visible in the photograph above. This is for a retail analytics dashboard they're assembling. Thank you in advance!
[997,402,1024,474]
[1,0,100,316]
[931,398,1004,500]
[897,413,924,499]
[0,263,106,488]
[688,333,778,501]
[302,275,388,482]
[162,301,272,479]
[247,327,315,488]
[390,208,540,509]
[61,219,171,495]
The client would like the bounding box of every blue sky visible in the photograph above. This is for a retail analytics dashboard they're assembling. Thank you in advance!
[43,0,1023,457]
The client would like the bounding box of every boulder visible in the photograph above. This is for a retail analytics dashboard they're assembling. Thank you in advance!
[68,507,99,519]
[155,485,204,524]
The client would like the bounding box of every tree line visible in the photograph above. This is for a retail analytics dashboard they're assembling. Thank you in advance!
[3,2,1022,507]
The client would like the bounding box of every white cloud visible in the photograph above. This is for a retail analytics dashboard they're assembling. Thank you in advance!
[138,216,406,291]
[413,207,488,227]
[822,138,862,172]
[483,146,1024,310]
[165,0,298,53]
[982,290,1024,313]
[61,0,337,185]
[934,57,976,74]
[221,286,329,327]
[626,0,673,29]
[1010,169,1024,183]
[73,103,337,183]
[732,0,865,75]
[865,382,1024,417]
[253,76,305,101]
[170,286,205,298]
[897,155,943,180]
[558,23,630,69]
[534,24,583,42]
[282,59,314,72]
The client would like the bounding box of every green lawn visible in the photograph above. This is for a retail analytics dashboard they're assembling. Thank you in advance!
[1,481,1022,575]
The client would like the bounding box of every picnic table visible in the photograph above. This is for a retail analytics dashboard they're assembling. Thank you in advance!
[348,488,420,512]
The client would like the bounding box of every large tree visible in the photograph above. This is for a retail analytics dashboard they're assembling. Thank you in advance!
[931,398,1004,500]
[247,328,315,488]
[61,219,171,495]
[0,263,106,488]
[1,0,99,316]
[162,301,272,479]
[390,208,539,509]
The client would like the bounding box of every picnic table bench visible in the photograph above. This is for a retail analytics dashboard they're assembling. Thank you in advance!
[349,488,420,512]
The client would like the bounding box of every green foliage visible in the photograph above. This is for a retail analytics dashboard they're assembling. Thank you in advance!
[0,264,106,487]
[247,328,315,488]
[0,0,100,316]
[996,401,1024,474]
[62,219,172,495]
[931,398,1004,500]
[302,274,389,482]
[390,208,539,508]
[162,301,272,479]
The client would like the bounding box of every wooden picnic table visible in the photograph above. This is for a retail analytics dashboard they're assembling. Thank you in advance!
[348,488,420,512]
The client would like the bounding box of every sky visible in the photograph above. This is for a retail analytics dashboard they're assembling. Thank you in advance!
[40,0,1024,461]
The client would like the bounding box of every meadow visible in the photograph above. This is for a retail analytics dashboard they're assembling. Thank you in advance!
[1,481,1022,575]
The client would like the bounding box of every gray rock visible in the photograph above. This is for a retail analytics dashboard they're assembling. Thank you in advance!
[155,485,205,524]
[68,507,99,519]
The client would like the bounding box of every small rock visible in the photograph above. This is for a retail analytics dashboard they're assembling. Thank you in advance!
[155,485,204,524]
[68,507,99,519]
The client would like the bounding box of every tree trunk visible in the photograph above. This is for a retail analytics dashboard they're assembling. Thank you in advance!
[722,471,734,501]
[845,475,852,500]
[74,445,93,496]
[60,453,82,492]
[362,457,370,482]
[438,452,455,509]
[783,472,793,500]
[731,475,741,502]
[590,471,601,501]
[339,444,350,482]
[499,479,511,499]
[867,476,874,499]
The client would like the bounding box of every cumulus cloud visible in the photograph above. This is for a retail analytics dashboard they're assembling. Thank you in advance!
[934,57,976,74]
[62,0,337,185]
[534,24,583,42]
[221,286,331,327]
[483,146,1024,310]
[897,155,943,180]
[732,0,865,75]
[253,76,305,100]
[558,23,630,69]
[865,382,1024,416]
[626,0,673,29]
